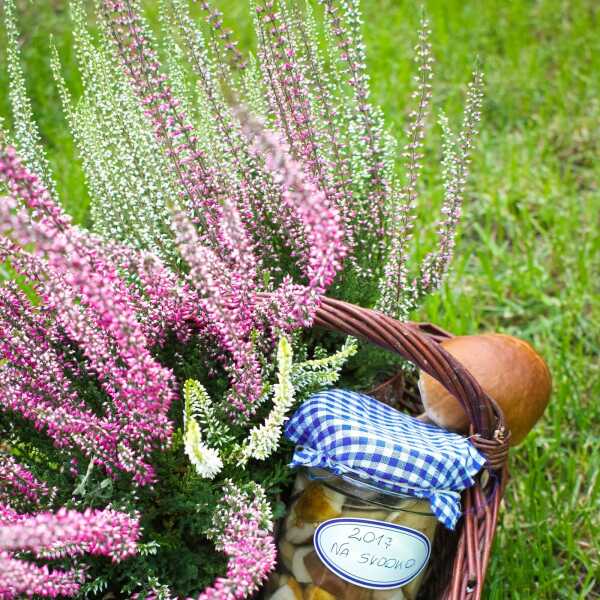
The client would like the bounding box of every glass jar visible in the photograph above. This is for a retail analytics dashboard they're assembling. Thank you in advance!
[265,468,438,600]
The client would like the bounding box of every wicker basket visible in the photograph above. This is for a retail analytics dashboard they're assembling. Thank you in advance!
[311,296,511,600]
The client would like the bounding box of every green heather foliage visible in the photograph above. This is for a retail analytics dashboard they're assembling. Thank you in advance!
[0,1,599,599]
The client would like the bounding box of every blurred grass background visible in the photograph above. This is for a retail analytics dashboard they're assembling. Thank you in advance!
[0,1,598,598]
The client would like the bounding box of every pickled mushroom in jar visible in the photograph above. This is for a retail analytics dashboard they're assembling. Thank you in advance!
[278,538,295,571]
[269,576,303,600]
[285,510,317,544]
[294,482,345,523]
[303,551,347,597]
[345,582,373,600]
[385,499,438,544]
[304,585,336,600]
[291,545,314,583]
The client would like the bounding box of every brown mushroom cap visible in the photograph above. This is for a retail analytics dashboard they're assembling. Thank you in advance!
[418,333,551,446]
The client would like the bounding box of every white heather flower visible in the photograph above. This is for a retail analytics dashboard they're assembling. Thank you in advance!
[417,69,484,297]
[4,0,56,195]
[183,381,223,479]
[242,336,294,462]
[376,16,434,320]
[183,418,223,480]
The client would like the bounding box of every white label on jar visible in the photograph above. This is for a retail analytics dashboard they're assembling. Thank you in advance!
[313,517,431,590]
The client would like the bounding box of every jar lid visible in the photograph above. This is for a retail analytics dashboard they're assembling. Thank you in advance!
[284,389,486,529]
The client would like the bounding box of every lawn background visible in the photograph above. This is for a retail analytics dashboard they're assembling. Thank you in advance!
[1,1,599,598]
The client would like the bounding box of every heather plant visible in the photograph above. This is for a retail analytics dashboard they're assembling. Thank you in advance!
[0,0,483,597]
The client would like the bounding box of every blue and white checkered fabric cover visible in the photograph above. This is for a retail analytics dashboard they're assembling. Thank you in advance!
[284,389,486,529]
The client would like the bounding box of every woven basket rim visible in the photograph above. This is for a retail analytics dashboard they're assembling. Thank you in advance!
[312,295,510,470]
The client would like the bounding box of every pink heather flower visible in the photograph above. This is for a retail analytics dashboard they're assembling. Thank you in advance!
[0,506,139,599]
[319,0,389,260]
[0,552,82,599]
[0,273,127,476]
[241,119,346,327]
[100,0,222,238]
[196,516,276,600]
[418,69,484,296]
[0,455,54,510]
[196,483,276,600]
[173,210,263,418]
[283,1,356,251]
[0,213,173,484]
[0,144,178,484]
[0,145,71,233]
[169,2,283,273]
[196,1,247,71]
[0,505,22,527]
[255,2,336,201]
[76,228,200,347]
[0,506,140,562]
[101,240,200,346]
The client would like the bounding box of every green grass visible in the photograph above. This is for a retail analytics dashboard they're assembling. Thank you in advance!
[1,1,599,598]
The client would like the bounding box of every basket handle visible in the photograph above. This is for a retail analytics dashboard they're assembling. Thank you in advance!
[312,296,509,470]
